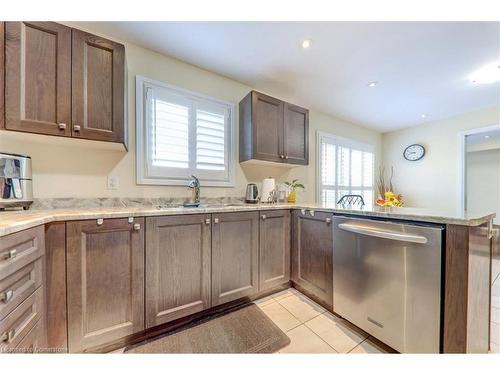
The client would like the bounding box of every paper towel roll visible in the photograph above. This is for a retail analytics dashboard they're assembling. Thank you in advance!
[261,177,276,203]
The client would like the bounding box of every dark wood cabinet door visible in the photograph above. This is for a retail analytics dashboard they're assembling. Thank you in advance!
[71,29,125,143]
[66,218,144,352]
[284,103,309,165]
[259,210,291,291]
[4,22,71,136]
[252,91,284,163]
[145,214,211,328]
[291,210,333,308]
[212,211,259,306]
[0,22,4,129]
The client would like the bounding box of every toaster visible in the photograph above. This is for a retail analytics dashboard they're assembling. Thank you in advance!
[0,153,33,210]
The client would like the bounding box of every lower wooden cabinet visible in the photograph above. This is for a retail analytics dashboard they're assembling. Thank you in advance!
[212,211,259,306]
[291,210,333,308]
[145,214,212,328]
[66,218,145,352]
[259,210,291,291]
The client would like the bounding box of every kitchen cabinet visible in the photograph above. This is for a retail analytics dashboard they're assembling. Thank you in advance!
[259,210,291,291]
[0,22,4,129]
[66,218,144,352]
[4,22,72,136]
[239,91,309,166]
[2,21,126,146]
[72,29,125,143]
[212,211,259,306]
[145,214,211,328]
[291,210,333,308]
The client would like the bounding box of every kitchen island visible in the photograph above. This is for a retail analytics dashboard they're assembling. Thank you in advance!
[0,201,495,353]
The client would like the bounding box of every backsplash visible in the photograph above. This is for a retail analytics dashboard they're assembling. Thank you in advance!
[30,196,246,210]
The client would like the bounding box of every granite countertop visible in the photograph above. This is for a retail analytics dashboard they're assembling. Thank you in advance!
[0,202,495,237]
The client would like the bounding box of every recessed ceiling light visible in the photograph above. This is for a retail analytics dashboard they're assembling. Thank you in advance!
[301,39,311,49]
[485,135,490,139]
[469,62,500,84]
[421,114,427,119]
[367,81,378,87]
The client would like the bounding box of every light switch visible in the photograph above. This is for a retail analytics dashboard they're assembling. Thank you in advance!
[107,176,120,190]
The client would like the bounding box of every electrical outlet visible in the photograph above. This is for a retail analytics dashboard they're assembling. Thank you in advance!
[107,176,119,190]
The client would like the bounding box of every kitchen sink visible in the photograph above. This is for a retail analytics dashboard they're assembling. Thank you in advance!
[155,202,248,210]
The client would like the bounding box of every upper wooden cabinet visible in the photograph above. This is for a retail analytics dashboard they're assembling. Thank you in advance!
[1,22,127,146]
[291,210,333,309]
[66,218,144,352]
[72,30,125,143]
[0,22,5,129]
[4,22,72,136]
[239,91,309,165]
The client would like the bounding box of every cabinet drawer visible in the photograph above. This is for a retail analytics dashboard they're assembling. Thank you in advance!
[0,287,44,350]
[0,226,45,280]
[0,257,43,320]
[14,316,46,353]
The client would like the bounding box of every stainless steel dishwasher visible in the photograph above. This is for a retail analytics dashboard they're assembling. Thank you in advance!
[332,216,443,353]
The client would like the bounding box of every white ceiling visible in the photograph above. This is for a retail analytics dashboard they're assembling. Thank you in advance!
[78,22,500,132]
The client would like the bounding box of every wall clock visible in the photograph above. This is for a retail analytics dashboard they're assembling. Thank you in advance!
[403,144,425,161]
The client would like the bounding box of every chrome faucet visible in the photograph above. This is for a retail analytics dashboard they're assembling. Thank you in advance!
[187,175,201,205]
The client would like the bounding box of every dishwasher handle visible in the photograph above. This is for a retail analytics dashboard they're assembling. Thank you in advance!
[338,222,428,244]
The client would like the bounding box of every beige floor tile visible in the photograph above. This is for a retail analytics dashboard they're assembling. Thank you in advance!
[254,295,275,308]
[280,325,337,354]
[349,337,388,354]
[492,307,500,324]
[278,293,325,323]
[305,312,368,353]
[491,322,500,345]
[271,288,297,301]
[260,301,302,332]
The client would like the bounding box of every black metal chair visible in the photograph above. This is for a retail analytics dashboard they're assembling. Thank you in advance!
[337,194,365,207]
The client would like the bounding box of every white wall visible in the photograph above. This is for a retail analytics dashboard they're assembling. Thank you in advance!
[467,148,500,224]
[0,23,381,203]
[382,106,500,212]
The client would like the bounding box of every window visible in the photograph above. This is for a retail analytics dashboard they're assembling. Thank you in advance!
[317,131,375,206]
[136,76,235,186]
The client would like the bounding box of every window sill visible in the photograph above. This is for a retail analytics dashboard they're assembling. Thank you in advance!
[137,176,235,188]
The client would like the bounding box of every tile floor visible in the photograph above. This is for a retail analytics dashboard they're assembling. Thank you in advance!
[490,256,500,354]
[255,288,390,354]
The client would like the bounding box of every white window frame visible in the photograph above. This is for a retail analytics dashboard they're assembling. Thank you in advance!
[136,76,236,187]
[316,130,375,204]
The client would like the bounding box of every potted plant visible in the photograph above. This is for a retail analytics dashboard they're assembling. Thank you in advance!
[284,179,305,203]
[376,166,404,207]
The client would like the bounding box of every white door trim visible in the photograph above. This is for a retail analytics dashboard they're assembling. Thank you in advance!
[457,123,500,215]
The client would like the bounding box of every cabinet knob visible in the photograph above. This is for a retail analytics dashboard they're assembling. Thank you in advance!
[205,218,211,225]
[325,217,332,225]
[96,218,104,225]
[280,155,285,159]
[73,125,81,132]
[1,329,15,343]
[285,155,289,160]
[214,218,219,224]
[58,123,67,130]
[3,249,17,260]
[0,290,14,303]
[261,214,266,220]
[300,209,306,215]
[309,210,315,217]
[133,223,141,231]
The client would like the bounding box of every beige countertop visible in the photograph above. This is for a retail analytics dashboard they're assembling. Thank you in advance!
[0,202,495,237]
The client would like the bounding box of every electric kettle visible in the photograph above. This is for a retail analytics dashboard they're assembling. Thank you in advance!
[245,183,259,204]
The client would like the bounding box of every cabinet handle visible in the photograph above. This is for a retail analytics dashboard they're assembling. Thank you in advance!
[133,223,141,231]
[280,155,284,159]
[261,214,266,220]
[205,218,211,225]
[300,209,306,215]
[2,249,17,260]
[1,329,15,343]
[309,210,315,217]
[58,123,67,130]
[285,155,289,160]
[214,218,219,224]
[96,218,104,225]
[73,125,81,132]
[0,290,14,303]
[325,218,332,225]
